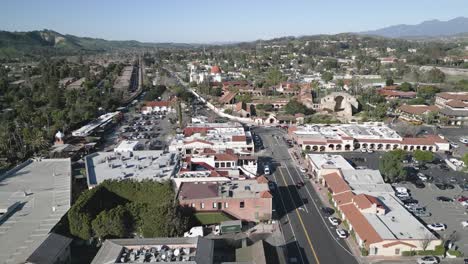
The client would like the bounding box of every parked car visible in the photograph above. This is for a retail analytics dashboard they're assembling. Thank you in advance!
[321,207,335,216]
[413,180,426,189]
[328,216,340,226]
[427,223,446,231]
[417,256,439,264]
[336,229,348,238]
[414,210,432,217]
[417,173,428,181]
[461,221,468,228]
[402,198,419,206]
[435,183,447,190]
[436,196,453,202]
[396,192,410,199]
[299,167,307,173]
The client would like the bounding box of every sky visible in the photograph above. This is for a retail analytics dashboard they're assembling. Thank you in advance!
[0,0,467,43]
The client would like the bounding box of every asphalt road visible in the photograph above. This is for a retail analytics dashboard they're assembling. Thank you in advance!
[254,126,358,264]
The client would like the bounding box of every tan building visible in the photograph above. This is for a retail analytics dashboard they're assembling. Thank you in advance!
[435,92,468,126]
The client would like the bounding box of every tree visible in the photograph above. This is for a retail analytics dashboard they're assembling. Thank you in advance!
[399,82,413,92]
[420,232,435,251]
[413,150,434,165]
[424,68,445,83]
[379,150,407,183]
[284,99,312,115]
[385,78,394,86]
[461,153,468,169]
[407,97,426,105]
[417,86,440,100]
[91,205,130,240]
[321,71,334,82]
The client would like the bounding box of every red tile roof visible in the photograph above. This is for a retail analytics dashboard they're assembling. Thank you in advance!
[446,99,468,108]
[211,65,222,74]
[401,135,447,145]
[339,203,383,246]
[184,139,214,146]
[378,89,416,98]
[213,153,238,161]
[219,91,237,104]
[184,127,210,137]
[232,135,247,142]
[260,191,273,198]
[398,104,439,115]
[323,172,351,194]
[437,92,468,101]
[353,194,383,210]
[333,191,354,206]
[256,176,269,184]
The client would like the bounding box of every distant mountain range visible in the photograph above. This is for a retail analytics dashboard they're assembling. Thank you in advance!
[0,29,196,58]
[360,17,468,38]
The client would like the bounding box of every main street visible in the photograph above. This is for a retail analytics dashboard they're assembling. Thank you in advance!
[253,126,359,264]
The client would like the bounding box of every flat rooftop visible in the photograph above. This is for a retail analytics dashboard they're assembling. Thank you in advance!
[307,154,354,171]
[295,124,402,140]
[85,151,179,187]
[363,193,437,241]
[179,180,270,200]
[0,159,71,264]
[91,237,213,264]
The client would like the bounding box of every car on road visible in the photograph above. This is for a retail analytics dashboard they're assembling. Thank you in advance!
[299,167,307,173]
[417,256,439,264]
[427,223,446,231]
[268,182,276,190]
[459,137,468,144]
[321,207,335,216]
[462,221,468,228]
[328,216,340,226]
[336,229,348,238]
[436,196,453,202]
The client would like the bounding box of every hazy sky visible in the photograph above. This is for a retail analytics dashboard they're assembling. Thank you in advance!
[0,0,466,43]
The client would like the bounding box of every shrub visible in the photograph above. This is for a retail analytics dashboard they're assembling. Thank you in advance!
[402,251,416,256]
[447,249,463,257]
[360,247,369,256]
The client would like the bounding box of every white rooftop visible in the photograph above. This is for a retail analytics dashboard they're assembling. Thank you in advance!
[363,193,437,241]
[115,140,140,153]
[0,159,71,264]
[295,123,402,141]
[307,154,354,170]
[85,151,179,187]
[72,112,120,137]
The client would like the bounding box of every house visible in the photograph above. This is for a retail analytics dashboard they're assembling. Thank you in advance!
[435,92,468,126]
[378,89,416,99]
[178,178,272,222]
[396,104,440,123]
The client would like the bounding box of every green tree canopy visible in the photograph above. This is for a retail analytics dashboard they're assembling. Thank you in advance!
[284,99,312,115]
[379,150,407,183]
[399,82,413,92]
[321,71,334,82]
[91,205,130,239]
[413,150,434,164]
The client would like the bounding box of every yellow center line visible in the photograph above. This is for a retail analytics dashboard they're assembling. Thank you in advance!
[278,167,321,264]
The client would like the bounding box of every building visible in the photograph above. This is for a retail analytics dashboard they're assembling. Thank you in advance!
[169,122,254,155]
[66,77,86,90]
[141,101,174,115]
[72,111,120,137]
[396,104,440,123]
[91,237,214,264]
[435,92,468,126]
[26,233,72,264]
[289,123,449,153]
[0,159,71,264]
[311,155,441,256]
[114,140,142,153]
[378,89,417,99]
[85,150,179,189]
[114,66,136,92]
[178,178,272,222]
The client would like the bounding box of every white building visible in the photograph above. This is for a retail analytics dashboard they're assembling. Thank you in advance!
[290,123,449,153]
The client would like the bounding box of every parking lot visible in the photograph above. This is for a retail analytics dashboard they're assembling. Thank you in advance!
[399,181,468,254]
